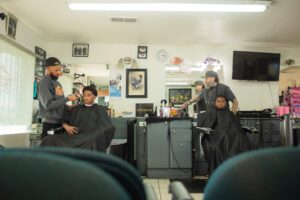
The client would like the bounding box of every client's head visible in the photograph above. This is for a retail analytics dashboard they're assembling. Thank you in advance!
[215,96,227,110]
[82,86,98,105]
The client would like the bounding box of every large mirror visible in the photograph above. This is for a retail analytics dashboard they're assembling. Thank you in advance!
[165,60,224,114]
[72,64,110,107]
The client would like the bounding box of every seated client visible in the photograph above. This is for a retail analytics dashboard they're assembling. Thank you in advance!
[41,86,115,152]
[198,96,255,174]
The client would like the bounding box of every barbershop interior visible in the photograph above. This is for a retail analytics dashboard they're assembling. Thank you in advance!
[1,0,300,200]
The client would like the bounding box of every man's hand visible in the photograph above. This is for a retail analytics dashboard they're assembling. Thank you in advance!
[180,102,189,110]
[63,124,78,135]
[68,95,78,102]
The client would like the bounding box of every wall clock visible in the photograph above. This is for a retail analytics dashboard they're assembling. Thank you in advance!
[156,49,169,62]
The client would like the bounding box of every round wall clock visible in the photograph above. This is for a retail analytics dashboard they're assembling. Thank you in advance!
[156,49,169,62]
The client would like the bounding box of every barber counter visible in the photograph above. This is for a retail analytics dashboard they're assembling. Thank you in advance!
[111,117,193,179]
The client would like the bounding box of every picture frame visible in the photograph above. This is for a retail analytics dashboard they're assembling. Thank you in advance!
[72,43,89,57]
[137,46,148,59]
[35,46,47,78]
[169,88,192,106]
[126,68,147,98]
[6,15,17,40]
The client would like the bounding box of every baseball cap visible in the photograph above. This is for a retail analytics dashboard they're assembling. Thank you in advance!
[205,71,218,78]
[45,57,61,67]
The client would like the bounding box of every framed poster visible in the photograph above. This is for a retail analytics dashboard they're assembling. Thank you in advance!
[169,88,192,106]
[72,43,89,57]
[136,103,154,117]
[126,69,147,98]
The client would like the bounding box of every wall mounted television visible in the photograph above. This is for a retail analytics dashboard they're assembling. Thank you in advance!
[232,51,281,81]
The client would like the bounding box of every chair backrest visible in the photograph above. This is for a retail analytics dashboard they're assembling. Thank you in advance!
[204,147,300,200]
[23,147,146,200]
[0,150,130,200]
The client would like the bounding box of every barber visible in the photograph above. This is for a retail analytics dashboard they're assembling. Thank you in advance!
[181,71,238,113]
[37,57,78,139]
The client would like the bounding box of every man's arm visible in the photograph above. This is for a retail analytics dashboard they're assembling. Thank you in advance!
[38,81,68,111]
[231,98,238,114]
[181,95,201,109]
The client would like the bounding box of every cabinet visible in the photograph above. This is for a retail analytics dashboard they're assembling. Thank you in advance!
[146,119,192,179]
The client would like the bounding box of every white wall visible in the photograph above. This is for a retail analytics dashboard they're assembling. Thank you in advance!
[45,42,300,115]
[2,12,300,115]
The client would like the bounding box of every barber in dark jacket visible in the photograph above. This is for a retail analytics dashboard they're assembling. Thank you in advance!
[37,57,78,138]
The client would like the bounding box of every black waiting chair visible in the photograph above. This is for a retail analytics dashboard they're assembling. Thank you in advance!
[13,147,157,200]
[0,149,129,200]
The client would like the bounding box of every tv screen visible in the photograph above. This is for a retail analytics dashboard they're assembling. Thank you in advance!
[232,51,280,81]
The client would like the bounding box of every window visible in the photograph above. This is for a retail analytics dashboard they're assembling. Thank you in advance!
[0,38,34,134]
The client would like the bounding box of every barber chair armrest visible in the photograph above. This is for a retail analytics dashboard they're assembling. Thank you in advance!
[242,126,259,134]
[196,127,214,135]
[169,181,193,200]
[144,183,158,200]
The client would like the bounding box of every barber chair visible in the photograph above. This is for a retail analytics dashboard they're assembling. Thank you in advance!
[192,112,259,177]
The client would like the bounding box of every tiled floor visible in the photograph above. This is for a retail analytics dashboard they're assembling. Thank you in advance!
[143,178,204,200]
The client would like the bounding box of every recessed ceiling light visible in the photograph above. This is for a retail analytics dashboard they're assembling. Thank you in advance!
[69,2,271,12]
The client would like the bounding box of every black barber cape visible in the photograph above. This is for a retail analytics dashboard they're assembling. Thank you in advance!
[41,104,115,152]
[198,108,255,174]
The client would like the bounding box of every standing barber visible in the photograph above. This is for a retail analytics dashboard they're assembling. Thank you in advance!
[181,71,238,113]
[38,57,78,138]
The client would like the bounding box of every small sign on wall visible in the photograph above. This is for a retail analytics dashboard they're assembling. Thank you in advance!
[136,103,154,117]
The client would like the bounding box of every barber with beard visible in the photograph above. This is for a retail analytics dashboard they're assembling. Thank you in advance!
[38,57,78,139]
[181,71,238,113]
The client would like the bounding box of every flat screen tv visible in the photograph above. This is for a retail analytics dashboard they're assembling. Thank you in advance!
[232,51,280,81]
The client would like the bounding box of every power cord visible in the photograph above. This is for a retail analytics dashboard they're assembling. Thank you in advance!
[167,129,190,174]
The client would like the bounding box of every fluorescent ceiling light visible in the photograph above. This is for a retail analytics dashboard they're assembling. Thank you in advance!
[69,2,270,12]
[166,82,189,85]
[165,67,180,71]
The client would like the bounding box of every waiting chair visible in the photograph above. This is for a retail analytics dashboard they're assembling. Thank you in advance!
[0,149,129,200]
[204,147,300,200]
[13,147,156,200]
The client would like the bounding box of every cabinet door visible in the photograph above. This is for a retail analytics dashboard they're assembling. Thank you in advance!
[147,122,169,168]
[170,129,192,168]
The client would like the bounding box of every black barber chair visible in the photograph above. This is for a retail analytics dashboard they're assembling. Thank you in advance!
[194,112,259,175]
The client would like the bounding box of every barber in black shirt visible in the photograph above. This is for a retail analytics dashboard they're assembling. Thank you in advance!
[181,71,238,113]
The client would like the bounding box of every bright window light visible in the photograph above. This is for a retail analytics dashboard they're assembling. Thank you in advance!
[69,2,270,12]
[166,82,189,85]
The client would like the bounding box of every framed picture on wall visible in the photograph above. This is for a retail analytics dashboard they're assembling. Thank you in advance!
[6,15,17,40]
[169,88,192,106]
[72,43,89,57]
[137,46,148,59]
[126,68,147,98]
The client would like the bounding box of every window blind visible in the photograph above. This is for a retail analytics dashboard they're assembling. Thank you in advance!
[0,38,34,134]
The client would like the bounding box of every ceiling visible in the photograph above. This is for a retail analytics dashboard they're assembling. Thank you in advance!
[1,0,300,46]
